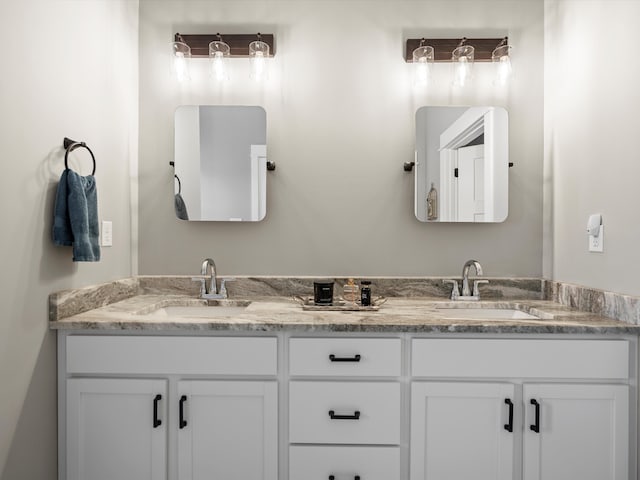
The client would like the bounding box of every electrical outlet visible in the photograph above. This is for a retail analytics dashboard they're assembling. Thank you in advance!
[588,225,604,252]
[101,221,113,247]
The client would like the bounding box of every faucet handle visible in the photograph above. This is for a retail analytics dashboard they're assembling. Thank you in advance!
[473,279,489,297]
[218,278,232,298]
[442,279,460,300]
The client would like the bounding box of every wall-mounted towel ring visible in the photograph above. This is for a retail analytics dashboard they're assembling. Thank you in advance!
[64,137,96,175]
[174,174,182,194]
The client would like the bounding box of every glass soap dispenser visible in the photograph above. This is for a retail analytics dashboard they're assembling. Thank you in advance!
[343,278,359,304]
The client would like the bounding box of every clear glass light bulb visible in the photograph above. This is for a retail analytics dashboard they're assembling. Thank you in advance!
[172,41,191,82]
[415,57,429,86]
[252,51,265,81]
[455,56,469,87]
[249,39,269,82]
[209,40,230,82]
[211,51,226,81]
[174,52,188,83]
[496,55,512,86]
[412,45,433,88]
[492,44,512,87]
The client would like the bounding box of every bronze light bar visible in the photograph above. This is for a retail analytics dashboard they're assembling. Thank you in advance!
[175,33,276,58]
[405,37,507,62]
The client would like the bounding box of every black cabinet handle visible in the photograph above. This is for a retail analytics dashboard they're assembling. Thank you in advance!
[328,410,360,420]
[153,394,162,428]
[329,476,361,480]
[179,395,188,429]
[329,354,361,362]
[504,398,513,432]
[530,399,540,433]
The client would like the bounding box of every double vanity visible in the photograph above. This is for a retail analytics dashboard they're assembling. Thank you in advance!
[50,275,639,480]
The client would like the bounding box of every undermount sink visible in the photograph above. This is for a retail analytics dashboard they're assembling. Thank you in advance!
[154,299,252,318]
[435,307,540,320]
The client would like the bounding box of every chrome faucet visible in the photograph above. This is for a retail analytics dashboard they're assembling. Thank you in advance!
[461,259,483,297]
[443,259,489,301]
[201,258,218,295]
[192,258,228,299]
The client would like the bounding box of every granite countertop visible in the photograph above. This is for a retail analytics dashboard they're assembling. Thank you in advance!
[48,276,640,334]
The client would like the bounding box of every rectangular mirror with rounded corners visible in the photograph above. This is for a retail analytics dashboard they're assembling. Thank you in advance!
[173,105,267,221]
[415,106,508,222]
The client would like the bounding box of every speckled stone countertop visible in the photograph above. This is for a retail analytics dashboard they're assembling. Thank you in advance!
[48,276,640,334]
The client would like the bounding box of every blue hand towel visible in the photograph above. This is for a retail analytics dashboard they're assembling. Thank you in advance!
[174,192,189,220]
[53,170,73,247]
[53,169,101,262]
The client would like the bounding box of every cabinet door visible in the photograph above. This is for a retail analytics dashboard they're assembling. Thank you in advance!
[177,380,278,480]
[411,382,515,480]
[66,378,167,480]
[523,383,629,480]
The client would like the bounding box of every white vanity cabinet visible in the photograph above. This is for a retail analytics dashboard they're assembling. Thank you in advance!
[59,332,635,480]
[60,335,278,480]
[410,338,632,480]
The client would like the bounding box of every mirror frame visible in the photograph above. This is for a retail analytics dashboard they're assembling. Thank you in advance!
[173,105,268,222]
[414,106,509,223]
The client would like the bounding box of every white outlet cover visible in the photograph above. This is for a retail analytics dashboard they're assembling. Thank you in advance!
[588,225,604,253]
[101,220,113,247]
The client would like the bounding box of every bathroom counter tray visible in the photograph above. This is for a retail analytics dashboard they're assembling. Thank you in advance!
[294,296,386,311]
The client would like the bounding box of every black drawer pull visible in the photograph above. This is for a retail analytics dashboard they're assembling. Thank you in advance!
[504,398,513,432]
[179,395,188,429]
[530,399,540,433]
[328,410,360,420]
[153,394,162,428]
[329,476,360,480]
[329,354,361,362]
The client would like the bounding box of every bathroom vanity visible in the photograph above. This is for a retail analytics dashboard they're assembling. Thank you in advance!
[51,277,639,480]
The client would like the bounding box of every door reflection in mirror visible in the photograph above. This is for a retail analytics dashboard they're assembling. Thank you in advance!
[414,106,509,223]
[173,105,267,221]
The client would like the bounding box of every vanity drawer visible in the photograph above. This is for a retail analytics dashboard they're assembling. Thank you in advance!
[412,339,629,379]
[66,335,277,375]
[289,381,401,444]
[289,337,401,377]
[289,445,400,480]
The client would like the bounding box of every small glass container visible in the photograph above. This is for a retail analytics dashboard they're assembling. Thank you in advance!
[343,278,359,304]
[360,281,372,306]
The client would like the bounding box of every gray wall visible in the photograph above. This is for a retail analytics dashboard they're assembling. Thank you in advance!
[138,0,544,278]
[544,0,640,296]
[0,0,138,478]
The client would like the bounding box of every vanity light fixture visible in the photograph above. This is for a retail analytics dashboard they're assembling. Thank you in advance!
[492,37,512,86]
[171,36,191,82]
[405,36,509,88]
[412,39,434,87]
[209,34,230,81]
[172,32,275,82]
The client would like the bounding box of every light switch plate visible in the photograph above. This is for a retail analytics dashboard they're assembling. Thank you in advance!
[101,221,113,247]
[588,225,603,252]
